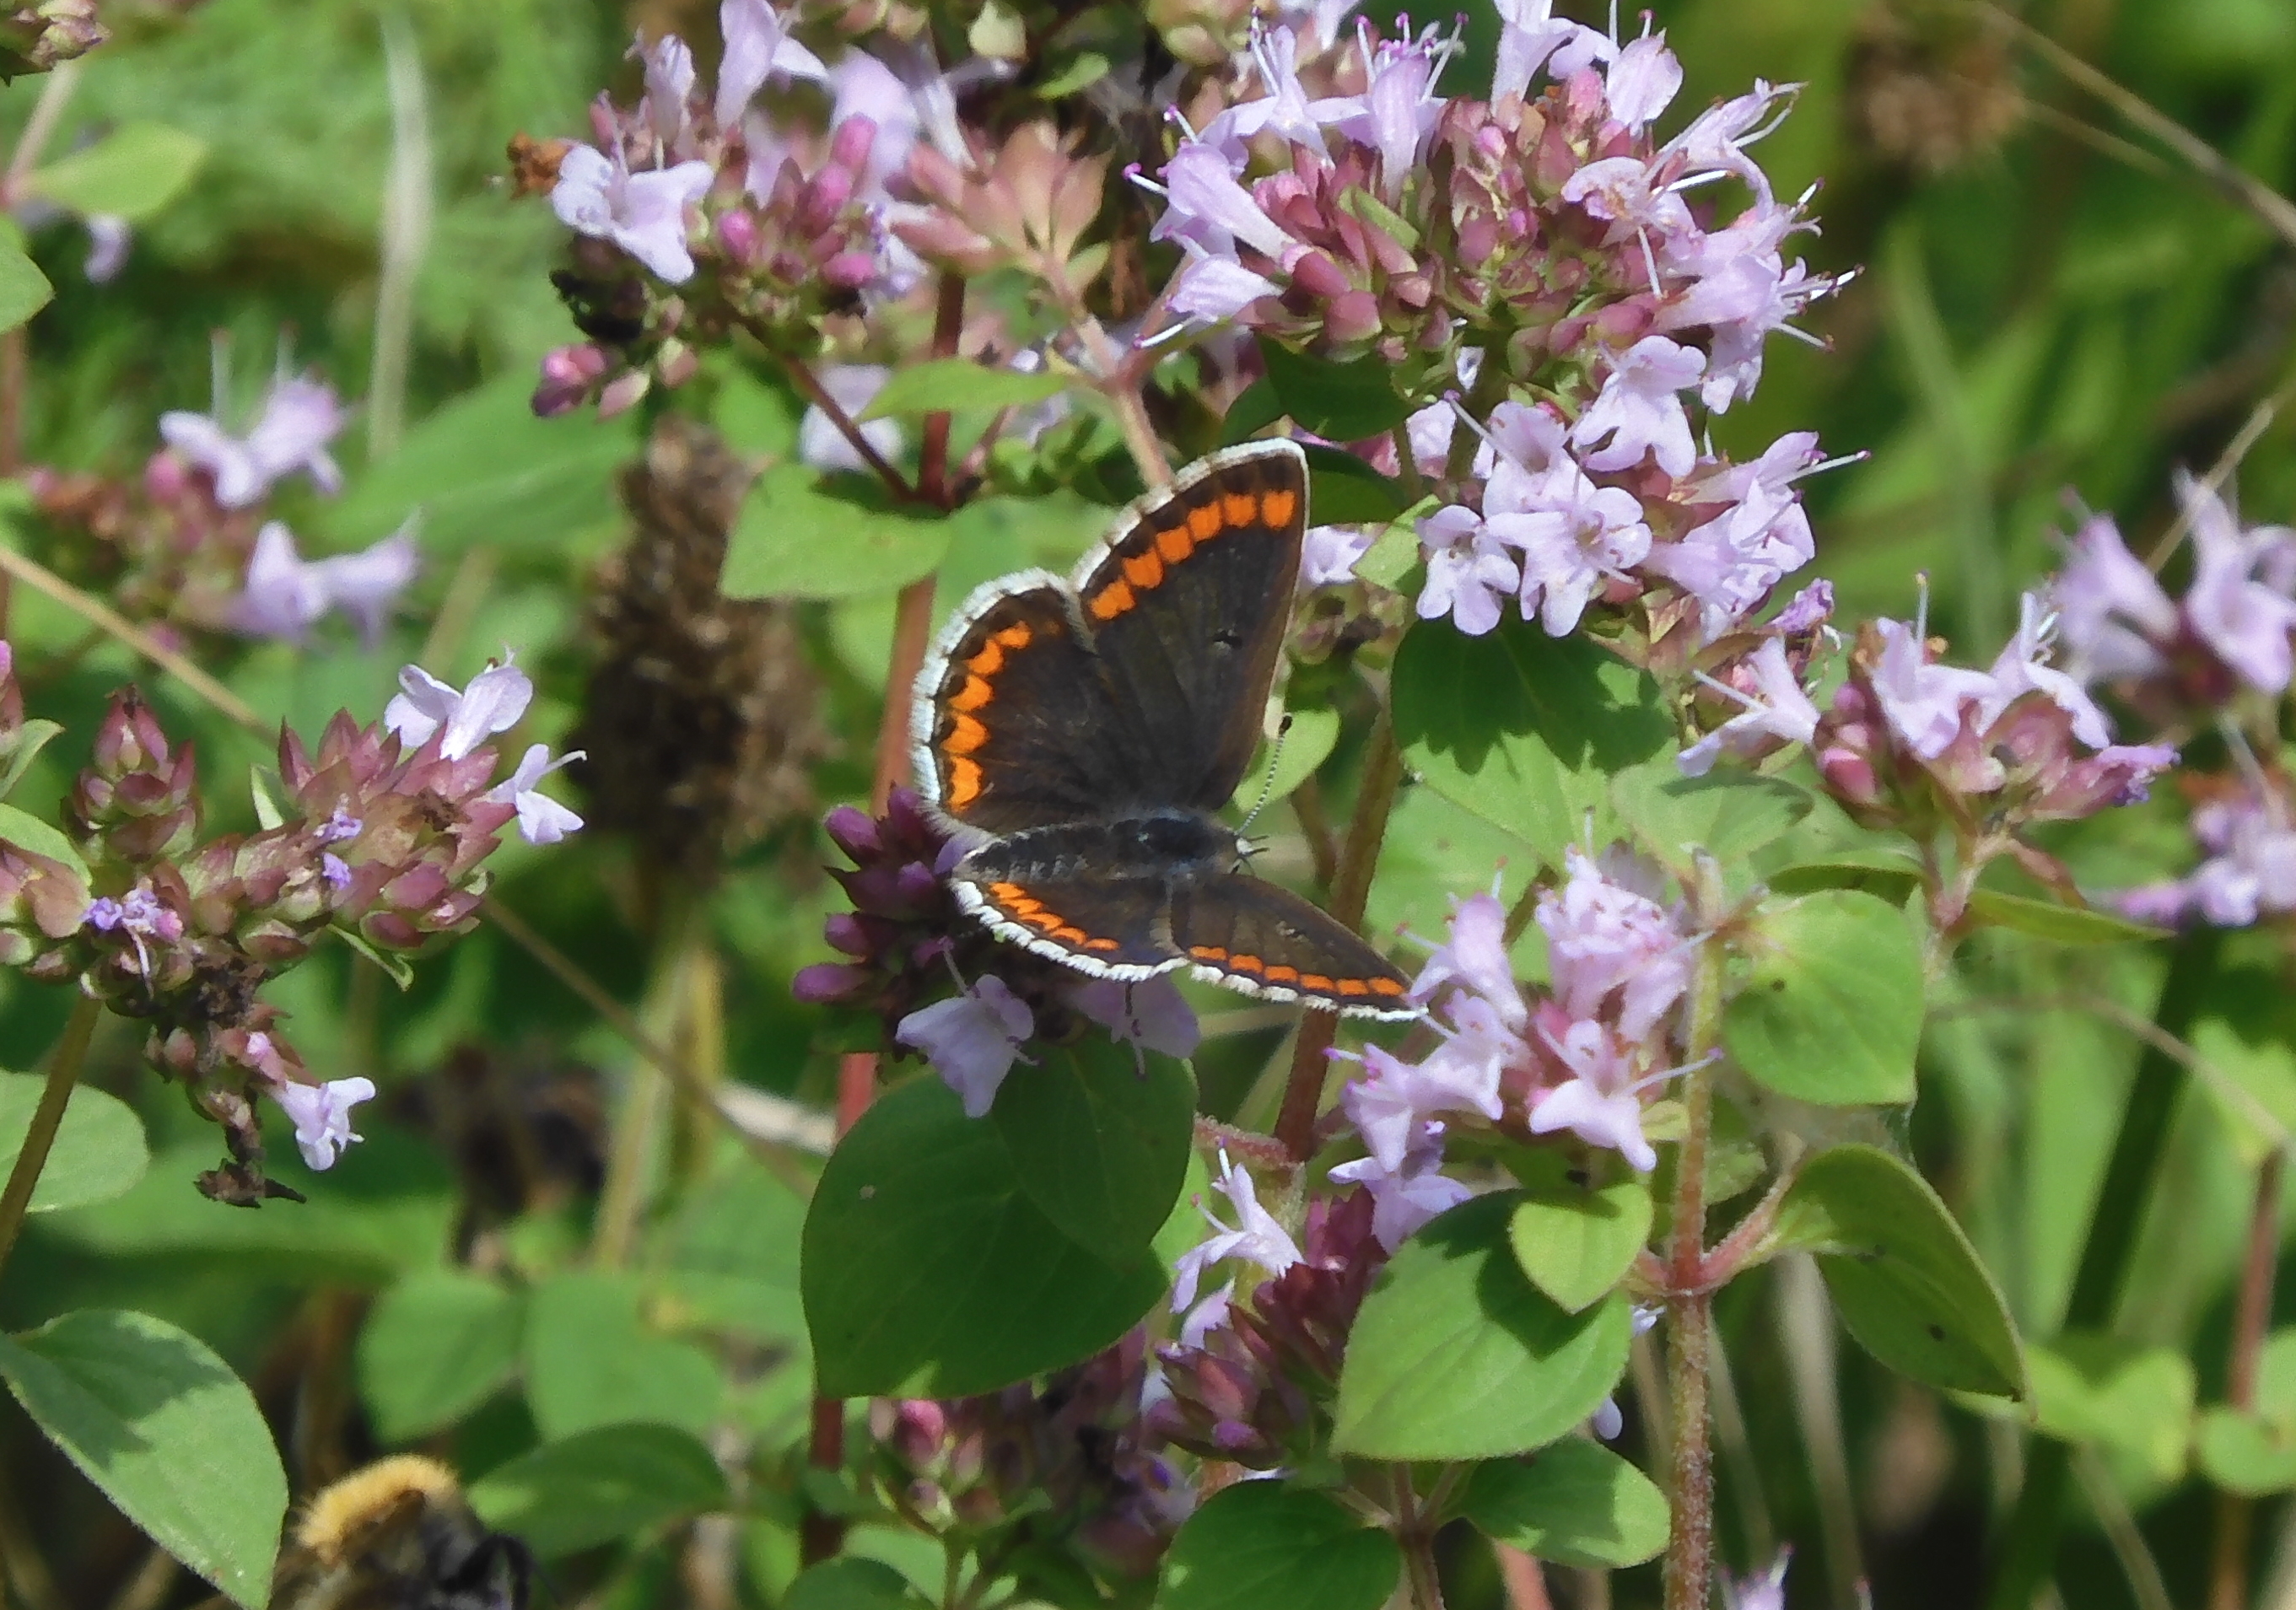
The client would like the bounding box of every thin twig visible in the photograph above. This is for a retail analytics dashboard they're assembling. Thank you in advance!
[2145,374,2296,569]
[0,995,99,1284]
[776,351,914,500]
[0,545,263,726]
[2212,1151,2285,1610]
[1660,918,1727,1610]
[368,15,433,460]
[2073,1449,2175,1610]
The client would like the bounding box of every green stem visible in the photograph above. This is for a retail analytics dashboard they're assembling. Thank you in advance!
[591,886,702,1268]
[1394,1469,1447,1610]
[1274,708,1405,1160]
[1661,923,1727,1610]
[0,996,100,1284]
[1985,924,2223,1610]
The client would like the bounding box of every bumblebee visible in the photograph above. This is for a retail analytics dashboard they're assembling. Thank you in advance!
[253,1455,532,1610]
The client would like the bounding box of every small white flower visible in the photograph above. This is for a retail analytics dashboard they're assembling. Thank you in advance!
[1170,1149,1304,1312]
[272,1076,378,1170]
[485,743,586,846]
[385,656,534,761]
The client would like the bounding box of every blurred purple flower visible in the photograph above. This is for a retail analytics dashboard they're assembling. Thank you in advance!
[2054,513,2175,683]
[83,214,129,282]
[230,520,418,644]
[1071,976,1200,1059]
[551,145,714,283]
[2180,473,2296,694]
[715,0,827,130]
[1604,32,1684,131]
[636,32,698,153]
[897,975,1033,1117]
[1491,0,1614,99]
[1328,1119,1473,1250]
[160,374,348,509]
[798,364,905,473]
[1536,848,1690,1041]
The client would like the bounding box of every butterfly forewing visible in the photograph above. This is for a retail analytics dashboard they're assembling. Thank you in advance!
[1169,877,1416,1018]
[1069,442,1307,814]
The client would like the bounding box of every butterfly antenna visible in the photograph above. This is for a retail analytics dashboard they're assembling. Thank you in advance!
[1237,713,1294,843]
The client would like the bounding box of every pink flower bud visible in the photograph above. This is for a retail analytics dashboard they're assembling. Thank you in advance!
[715,207,761,265]
[597,370,652,419]
[828,115,878,176]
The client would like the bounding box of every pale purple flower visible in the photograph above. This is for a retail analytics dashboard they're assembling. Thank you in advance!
[1641,478,1810,642]
[160,374,348,509]
[1536,848,1690,1041]
[272,1075,378,1170]
[1529,1019,1657,1171]
[1560,155,1696,273]
[1178,1279,1233,1349]
[1407,884,1521,1023]
[2052,514,2175,683]
[1661,79,1797,205]
[83,214,129,283]
[321,853,352,891]
[317,807,362,844]
[1589,1306,1663,1439]
[1336,27,1447,189]
[1340,1037,1506,1173]
[1679,638,1822,776]
[1415,504,1520,637]
[385,657,534,761]
[714,0,827,130]
[1491,0,1614,100]
[1167,246,1283,329]
[1170,1150,1303,1312]
[1978,591,2112,749]
[1571,337,1706,477]
[2180,473,2296,694]
[231,521,419,643]
[312,525,420,643]
[1604,32,1683,131]
[2185,796,2296,927]
[1302,524,1375,587]
[485,743,587,846]
[1722,1549,1792,1610]
[827,41,986,193]
[550,145,714,283]
[1488,455,1652,637]
[638,32,697,153]
[797,364,905,473]
[1868,618,1996,761]
[1774,579,1834,635]
[1199,24,1361,159]
[1329,1120,1474,1250]
[896,975,1034,1118]
[1150,142,1296,261]
[1070,976,1200,1060]
[84,885,181,942]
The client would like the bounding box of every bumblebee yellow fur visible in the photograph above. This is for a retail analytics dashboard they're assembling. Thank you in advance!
[294,1455,465,1566]
[256,1454,531,1610]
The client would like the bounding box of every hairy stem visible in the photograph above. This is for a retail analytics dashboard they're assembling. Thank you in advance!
[0,996,100,1284]
[1394,1469,1448,1610]
[919,272,965,509]
[2210,1148,2284,1610]
[1274,709,1405,1161]
[1662,929,1727,1610]
[1986,924,2224,1610]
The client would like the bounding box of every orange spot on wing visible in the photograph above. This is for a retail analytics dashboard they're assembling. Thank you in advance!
[1223,492,1258,527]
[1368,977,1408,997]
[1189,945,1227,962]
[1006,896,1044,915]
[944,714,989,755]
[993,623,1033,649]
[1020,910,1064,931]
[1263,964,1300,983]
[1084,936,1120,952]
[1052,924,1088,944]
[1334,977,1371,996]
[1229,953,1264,973]
[1155,526,1194,563]
[1090,581,1135,620]
[946,758,982,808]
[1299,973,1336,991]
[1122,550,1164,590]
[1262,487,1298,526]
[965,642,1005,676]
[951,676,994,712]
[1188,503,1223,541]
[989,882,1024,901]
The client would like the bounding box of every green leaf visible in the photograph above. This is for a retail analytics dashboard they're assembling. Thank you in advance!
[330,923,416,990]
[1161,1483,1402,1610]
[783,1558,935,1610]
[1609,760,1814,878]
[355,1269,524,1442]
[1256,338,1416,442]
[989,1037,1195,1255]
[1219,380,1286,446]
[524,1270,723,1441]
[1722,890,1923,1106]
[1354,502,1430,590]
[0,719,62,801]
[1765,856,1922,903]
[723,465,952,601]
[0,1072,146,1213]
[2024,1334,2191,1481]
[1035,51,1113,99]
[0,1311,286,1608]
[0,241,51,334]
[1460,1441,1670,1569]
[1231,707,1341,816]
[2198,1407,2296,1495]
[1392,619,1671,865]
[0,799,89,880]
[1962,889,2164,945]
[1769,1145,2026,1399]
[802,1076,1165,1397]
[466,1422,730,1559]
[1301,444,1410,525]
[26,123,207,222]
[317,372,632,553]
[1508,1178,1652,1314]
[859,358,1068,421]
[1334,1193,1632,1459]
[661,1159,808,1343]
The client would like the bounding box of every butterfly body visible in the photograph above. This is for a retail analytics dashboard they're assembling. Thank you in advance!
[911,441,1416,1019]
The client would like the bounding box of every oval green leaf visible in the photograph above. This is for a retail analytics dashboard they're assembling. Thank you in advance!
[1609,759,1814,878]
[1508,1177,1652,1315]
[784,1558,935,1610]
[1392,619,1672,865]
[2025,1333,2191,1481]
[466,1422,730,1559]
[858,357,1068,420]
[1963,889,2164,945]
[802,1075,1166,1397]
[1230,707,1340,816]
[355,1268,524,1442]
[0,1310,287,1608]
[989,1037,1195,1255]
[1161,1482,1401,1610]
[1333,1193,1631,1460]
[0,1071,147,1213]
[1255,338,1416,442]
[1769,1145,2026,1399]
[1460,1440,1670,1569]
[2199,1407,2296,1495]
[1301,444,1410,525]
[27,123,207,222]
[524,1270,723,1440]
[724,466,953,600]
[1722,890,1922,1107]
[0,241,51,334]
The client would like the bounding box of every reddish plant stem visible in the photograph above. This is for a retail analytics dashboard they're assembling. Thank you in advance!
[1274,710,1404,1161]
[777,351,914,501]
[1662,931,1727,1610]
[2208,1149,2284,1610]
[804,277,969,1566]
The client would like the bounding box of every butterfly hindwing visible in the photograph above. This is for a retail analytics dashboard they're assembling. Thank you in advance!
[1168,875,1416,1018]
[950,872,1183,979]
[1069,442,1307,815]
